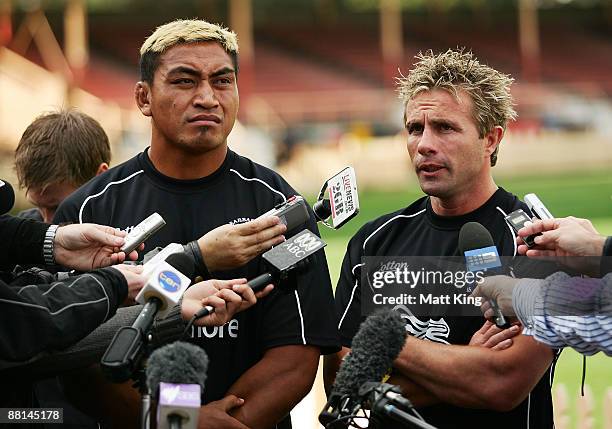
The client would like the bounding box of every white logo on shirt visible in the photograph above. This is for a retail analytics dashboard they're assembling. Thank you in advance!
[229,217,252,225]
[393,304,450,344]
[190,318,239,339]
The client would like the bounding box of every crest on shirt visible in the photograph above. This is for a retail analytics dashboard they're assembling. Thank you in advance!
[229,217,252,225]
[393,304,450,344]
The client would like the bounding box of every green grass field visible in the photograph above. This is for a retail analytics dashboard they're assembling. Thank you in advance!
[314,168,612,428]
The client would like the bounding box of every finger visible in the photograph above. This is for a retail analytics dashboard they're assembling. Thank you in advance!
[480,301,492,317]
[89,226,126,247]
[484,308,495,320]
[243,223,287,247]
[94,224,127,238]
[232,284,257,306]
[243,235,286,258]
[216,289,244,310]
[491,339,513,351]
[238,216,282,236]
[254,284,274,299]
[483,324,520,348]
[474,320,493,335]
[200,296,228,324]
[212,279,247,291]
[482,324,503,339]
[220,395,245,411]
[517,218,557,237]
[127,249,139,261]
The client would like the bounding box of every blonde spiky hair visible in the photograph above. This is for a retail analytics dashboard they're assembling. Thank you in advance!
[397,49,517,166]
[139,19,239,83]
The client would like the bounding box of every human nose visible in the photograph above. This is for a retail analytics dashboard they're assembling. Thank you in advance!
[416,125,438,156]
[194,81,219,109]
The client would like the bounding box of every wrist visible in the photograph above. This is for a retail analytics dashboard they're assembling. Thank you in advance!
[185,240,212,279]
[44,224,60,266]
[591,234,607,257]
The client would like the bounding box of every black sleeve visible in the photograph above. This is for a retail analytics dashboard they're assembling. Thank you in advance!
[0,215,49,269]
[334,230,367,348]
[259,208,340,355]
[53,196,81,224]
[0,267,127,362]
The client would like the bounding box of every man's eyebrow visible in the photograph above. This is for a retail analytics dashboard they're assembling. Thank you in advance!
[210,67,235,78]
[430,118,462,129]
[166,66,200,77]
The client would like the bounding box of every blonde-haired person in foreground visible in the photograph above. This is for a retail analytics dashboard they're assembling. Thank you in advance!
[54,19,339,429]
[326,49,557,429]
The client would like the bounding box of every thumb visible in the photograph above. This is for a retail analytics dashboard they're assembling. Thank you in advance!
[90,225,125,247]
[220,394,245,411]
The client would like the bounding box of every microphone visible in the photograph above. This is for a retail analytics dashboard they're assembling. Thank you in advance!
[319,309,406,428]
[192,228,326,320]
[0,179,15,215]
[313,167,359,230]
[146,341,208,429]
[458,222,509,328]
[136,252,194,319]
[101,253,194,382]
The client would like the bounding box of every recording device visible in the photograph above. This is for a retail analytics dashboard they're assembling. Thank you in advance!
[360,382,438,429]
[458,222,510,329]
[142,243,185,277]
[146,341,208,429]
[524,193,553,220]
[101,253,194,383]
[192,229,326,320]
[505,209,537,247]
[257,195,310,233]
[506,195,554,248]
[320,310,407,428]
[313,167,360,229]
[121,212,166,254]
[0,179,15,215]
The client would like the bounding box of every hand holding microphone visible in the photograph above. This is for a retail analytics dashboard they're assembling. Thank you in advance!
[181,278,274,327]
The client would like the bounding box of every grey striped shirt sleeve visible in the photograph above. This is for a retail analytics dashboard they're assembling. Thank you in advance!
[513,272,612,356]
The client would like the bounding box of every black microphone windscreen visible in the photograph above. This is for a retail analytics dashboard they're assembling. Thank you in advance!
[332,310,406,398]
[458,221,494,253]
[146,341,208,395]
[0,179,15,215]
[165,252,195,279]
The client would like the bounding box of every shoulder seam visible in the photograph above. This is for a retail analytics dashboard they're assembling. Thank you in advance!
[229,169,287,203]
[362,209,426,251]
[78,170,145,223]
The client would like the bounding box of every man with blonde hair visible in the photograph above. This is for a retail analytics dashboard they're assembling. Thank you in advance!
[327,49,555,428]
[55,19,338,429]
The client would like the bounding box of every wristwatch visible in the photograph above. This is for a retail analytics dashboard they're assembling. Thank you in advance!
[43,224,60,265]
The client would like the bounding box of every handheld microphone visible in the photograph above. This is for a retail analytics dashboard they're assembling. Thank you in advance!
[101,253,194,382]
[193,229,326,320]
[136,252,194,319]
[319,309,406,428]
[313,167,360,230]
[146,341,208,429]
[0,179,15,215]
[458,222,509,328]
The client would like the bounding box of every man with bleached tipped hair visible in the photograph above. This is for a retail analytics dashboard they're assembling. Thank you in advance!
[327,49,556,428]
[55,19,339,429]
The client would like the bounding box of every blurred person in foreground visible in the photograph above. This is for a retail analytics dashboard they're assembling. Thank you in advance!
[473,216,612,355]
[14,109,111,223]
[53,18,338,429]
[326,49,556,428]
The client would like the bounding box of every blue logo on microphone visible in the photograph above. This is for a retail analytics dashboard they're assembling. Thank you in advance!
[158,270,181,293]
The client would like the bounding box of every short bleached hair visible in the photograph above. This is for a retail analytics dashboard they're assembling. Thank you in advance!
[397,49,517,166]
[139,19,239,83]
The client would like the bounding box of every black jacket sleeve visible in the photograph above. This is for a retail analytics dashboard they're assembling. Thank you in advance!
[0,215,49,269]
[0,267,127,362]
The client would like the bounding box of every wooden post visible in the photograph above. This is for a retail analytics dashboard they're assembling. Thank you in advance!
[0,0,11,46]
[229,0,254,111]
[379,0,403,86]
[604,387,612,429]
[518,0,541,83]
[553,384,570,429]
[576,384,594,429]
